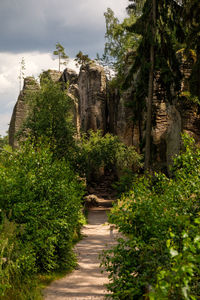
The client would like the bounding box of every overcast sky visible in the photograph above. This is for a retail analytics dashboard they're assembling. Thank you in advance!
[0,0,128,136]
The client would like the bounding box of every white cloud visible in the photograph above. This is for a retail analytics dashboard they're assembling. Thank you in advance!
[0,74,12,93]
[0,113,11,136]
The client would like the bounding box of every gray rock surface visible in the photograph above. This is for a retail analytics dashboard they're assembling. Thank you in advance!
[78,62,107,133]
[9,60,200,171]
[8,77,39,148]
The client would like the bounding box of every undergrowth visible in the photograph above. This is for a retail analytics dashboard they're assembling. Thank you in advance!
[101,134,200,299]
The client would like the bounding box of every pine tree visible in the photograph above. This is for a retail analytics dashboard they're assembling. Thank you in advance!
[126,0,182,170]
[75,51,90,67]
[183,0,200,99]
[53,43,69,72]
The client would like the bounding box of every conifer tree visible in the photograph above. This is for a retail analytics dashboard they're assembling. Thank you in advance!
[183,0,200,99]
[75,51,90,67]
[53,43,69,72]
[126,0,182,170]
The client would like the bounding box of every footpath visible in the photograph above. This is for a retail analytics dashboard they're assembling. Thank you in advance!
[44,178,117,300]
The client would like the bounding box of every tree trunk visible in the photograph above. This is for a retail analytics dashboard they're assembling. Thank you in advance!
[144,0,156,170]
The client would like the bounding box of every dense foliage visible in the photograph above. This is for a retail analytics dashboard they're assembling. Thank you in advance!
[76,130,143,182]
[0,140,85,299]
[20,78,75,159]
[101,134,200,299]
[102,0,200,168]
[0,135,8,149]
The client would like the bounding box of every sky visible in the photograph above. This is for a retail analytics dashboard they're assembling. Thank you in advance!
[0,0,129,136]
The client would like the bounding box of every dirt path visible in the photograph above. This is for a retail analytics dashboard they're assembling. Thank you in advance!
[43,206,117,300]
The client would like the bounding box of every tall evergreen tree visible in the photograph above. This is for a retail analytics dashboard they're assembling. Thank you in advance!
[126,0,182,170]
[183,0,200,99]
[53,43,69,72]
[144,0,156,170]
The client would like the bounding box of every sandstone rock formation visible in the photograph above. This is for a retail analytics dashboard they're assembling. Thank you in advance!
[61,64,107,137]
[78,62,107,133]
[107,87,142,150]
[60,68,80,137]
[9,60,200,172]
[41,70,62,83]
[8,77,39,148]
[107,57,199,172]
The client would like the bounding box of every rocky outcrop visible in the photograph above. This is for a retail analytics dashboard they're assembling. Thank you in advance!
[41,70,62,83]
[61,68,80,137]
[78,62,107,133]
[61,64,107,137]
[9,60,200,172]
[107,87,141,148]
[60,68,78,85]
[9,77,39,148]
[110,56,199,171]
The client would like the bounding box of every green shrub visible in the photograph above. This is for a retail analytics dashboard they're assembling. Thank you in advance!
[101,134,200,299]
[150,219,200,300]
[18,79,75,159]
[76,130,142,182]
[0,140,85,272]
[0,217,39,299]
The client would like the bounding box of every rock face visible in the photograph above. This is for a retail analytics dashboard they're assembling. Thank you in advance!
[78,62,107,133]
[61,68,78,85]
[107,87,142,150]
[8,77,39,148]
[61,68,80,137]
[109,57,199,171]
[9,60,200,171]
[41,70,62,83]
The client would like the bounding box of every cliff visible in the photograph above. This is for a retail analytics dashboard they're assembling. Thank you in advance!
[9,61,200,171]
[8,77,39,148]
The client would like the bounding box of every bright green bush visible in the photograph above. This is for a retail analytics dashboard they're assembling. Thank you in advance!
[18,78,75,159]
[76,130,142,181]
[101,134,200,299]
[150,219,200,300]
[0,139,85,298]
[0,217,40,299]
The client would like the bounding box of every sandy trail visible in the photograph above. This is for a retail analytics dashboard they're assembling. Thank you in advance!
[43,207,117,300]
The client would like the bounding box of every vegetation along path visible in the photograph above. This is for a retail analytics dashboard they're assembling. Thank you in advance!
[44,181,118,300]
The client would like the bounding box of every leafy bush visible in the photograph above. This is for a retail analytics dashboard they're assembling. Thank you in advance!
[0,140,85,272]
[0,139,85,298]
[101,134,200,299]
[150,219,200,300]
[76,130,142,182]
[0,217,40,299]
[19,78,75,159]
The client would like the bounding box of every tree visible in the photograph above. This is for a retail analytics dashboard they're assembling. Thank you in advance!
[53,43,69,72]
[20,78,75,158]
[126,0,182,170]
[75,51,90,67]
[0,135,8,148]
[144,0,156,170]
[100,7,142,77]
[182,0,200,100]
[18,57,26,92]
